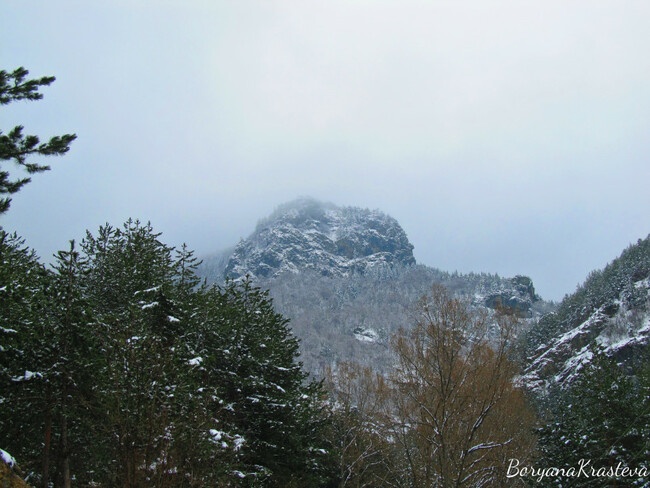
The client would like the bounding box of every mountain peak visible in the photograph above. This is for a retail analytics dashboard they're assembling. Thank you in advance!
[224,198,415,280]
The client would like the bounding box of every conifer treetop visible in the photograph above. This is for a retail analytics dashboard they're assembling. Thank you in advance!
[0,67,76,214]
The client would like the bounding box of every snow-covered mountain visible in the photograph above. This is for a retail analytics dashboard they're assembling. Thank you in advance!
[199,198,553,374]
[221,197,415,280]
[522,236,650,393]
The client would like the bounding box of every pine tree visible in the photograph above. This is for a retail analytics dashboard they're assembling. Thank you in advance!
[536,349,650,487]
[1,235,99,487]
[190,278,334,486]
[2,220,337,486]
[0,67,76,213]
[0,230,58,485]
[47,240,99,488]
[79,220,188,486]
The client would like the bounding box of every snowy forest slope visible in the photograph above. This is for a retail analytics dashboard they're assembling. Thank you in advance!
[522,235,650,392]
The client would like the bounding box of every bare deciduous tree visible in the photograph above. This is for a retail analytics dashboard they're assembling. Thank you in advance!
[325,362,399,488]
[389,285,536,488]
[327,285,536,487]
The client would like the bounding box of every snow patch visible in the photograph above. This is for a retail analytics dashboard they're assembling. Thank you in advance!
[233,435,245,451]
[11,370,42,382]
[209,429,224,441]
[134,285,161,296]
[188,356,203,367]
[353,327,379,343]
[0,448,16,467]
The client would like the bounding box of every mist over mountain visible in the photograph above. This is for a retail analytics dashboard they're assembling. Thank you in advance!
[200,197,416,284]
[224,197,415,280]
[199,198,553,373]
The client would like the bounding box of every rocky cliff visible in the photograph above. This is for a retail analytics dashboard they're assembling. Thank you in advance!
[222,198,415,280]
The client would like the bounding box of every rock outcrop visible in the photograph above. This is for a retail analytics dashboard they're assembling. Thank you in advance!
[223,198,415,280]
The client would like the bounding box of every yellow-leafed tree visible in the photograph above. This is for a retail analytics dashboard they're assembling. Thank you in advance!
[389,285,536,488]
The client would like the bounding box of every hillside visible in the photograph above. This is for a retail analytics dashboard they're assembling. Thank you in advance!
[199,198,553,373]
[521,235,650,393]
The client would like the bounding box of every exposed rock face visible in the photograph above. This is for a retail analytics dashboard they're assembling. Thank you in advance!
[223,198,415,280]
[511,275,537,300]
[483,275,540,317]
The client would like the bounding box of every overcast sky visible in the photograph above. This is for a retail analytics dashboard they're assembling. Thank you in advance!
[2,1,649,301]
